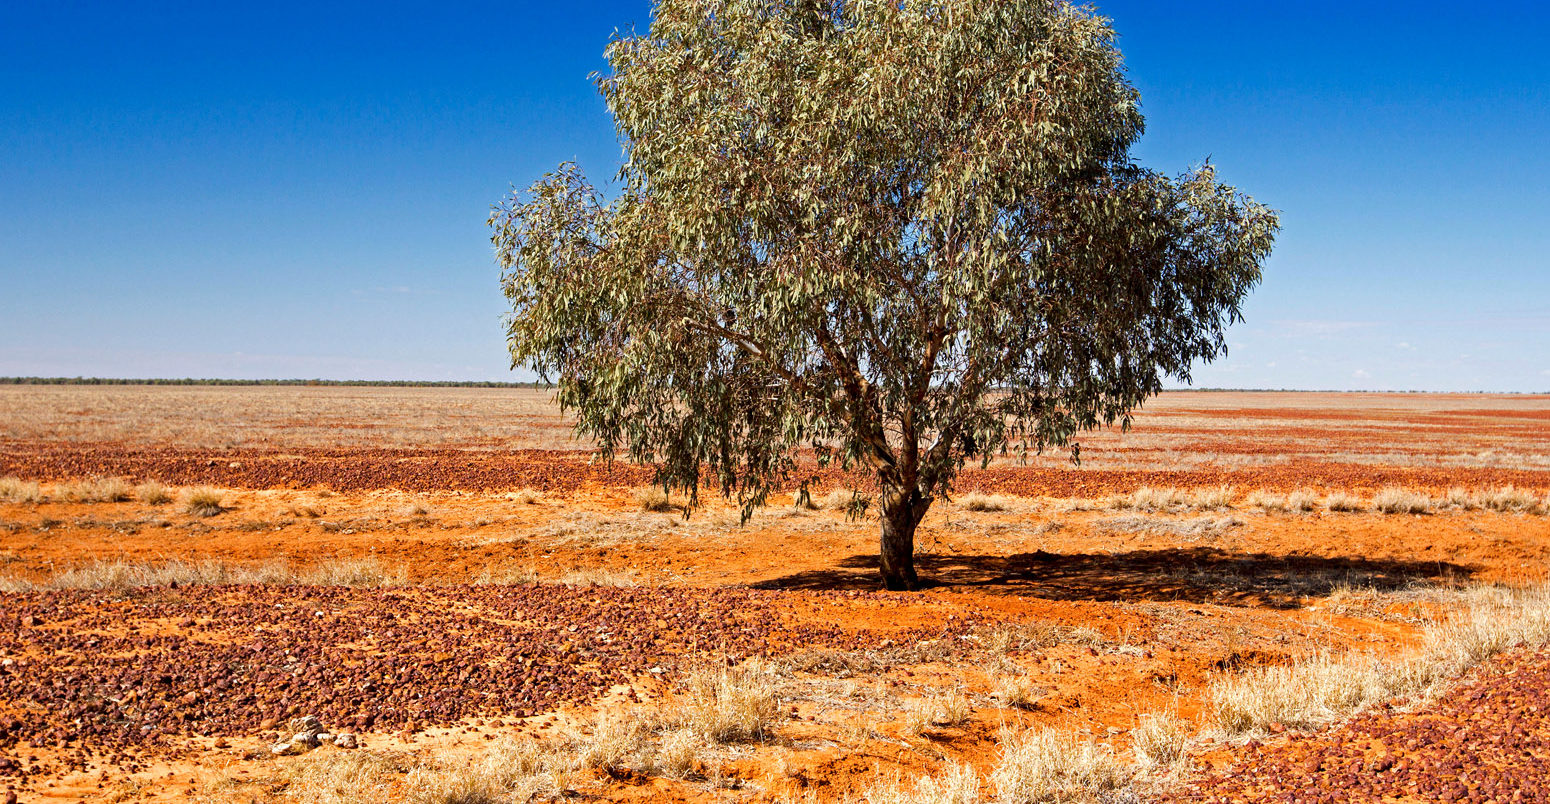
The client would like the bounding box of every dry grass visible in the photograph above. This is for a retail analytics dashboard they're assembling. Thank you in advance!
[1324,491,1366,512]
[135,481,173,505]
[298,557,407,587]
[633,486,676,513]
[1372,487,1435,515]
[1473,486,1545,514]
[957,492,1013,512]
[557,568,640,587]
[473,564,540,585]
[1108,487,1193,512]
[673,659,784,744]
[274,749,406,804]
[1098,515,1242,539]
[863,762,980,804]
[181,487,227,517]
[902,690,972,735]
[0,557,407,593]
[1244,489,1318,513]
[56,476,133,503]
[1210,583,1550,737]
[991,675,1043,711]
[0,477,43,504]
[820,488,871,517]
[1131,710,1189,772]
[508,488,544,505]
[989,726,1134,804]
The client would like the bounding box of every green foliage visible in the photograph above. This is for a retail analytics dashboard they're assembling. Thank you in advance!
[492,0,1277,584]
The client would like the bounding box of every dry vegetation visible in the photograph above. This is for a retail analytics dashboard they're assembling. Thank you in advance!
[3,388,1550,803]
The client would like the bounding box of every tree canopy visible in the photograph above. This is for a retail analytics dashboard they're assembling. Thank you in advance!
[492,0,1279,590]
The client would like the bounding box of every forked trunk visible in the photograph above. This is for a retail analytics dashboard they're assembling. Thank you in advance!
[879,495,928,591]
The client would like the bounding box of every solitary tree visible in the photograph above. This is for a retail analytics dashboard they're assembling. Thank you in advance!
[492,0,1278,590]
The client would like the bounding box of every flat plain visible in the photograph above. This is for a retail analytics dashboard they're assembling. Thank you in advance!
[2,385,1549,803]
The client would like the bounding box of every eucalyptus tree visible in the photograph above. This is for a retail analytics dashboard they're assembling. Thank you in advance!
[492,0,1278,590]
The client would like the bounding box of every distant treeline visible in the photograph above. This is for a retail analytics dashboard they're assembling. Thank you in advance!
[0,377,552,388]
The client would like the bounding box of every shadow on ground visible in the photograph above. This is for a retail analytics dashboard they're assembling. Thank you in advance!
[750,547,1477,608]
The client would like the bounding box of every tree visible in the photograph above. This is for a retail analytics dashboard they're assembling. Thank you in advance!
[491,0,1278,590]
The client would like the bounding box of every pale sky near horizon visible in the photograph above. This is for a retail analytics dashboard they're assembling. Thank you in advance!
[2,2,1546,391]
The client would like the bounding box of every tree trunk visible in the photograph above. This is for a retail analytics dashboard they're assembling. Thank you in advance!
[879,495,928,591]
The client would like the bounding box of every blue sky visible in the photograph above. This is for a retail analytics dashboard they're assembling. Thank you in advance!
[2,2,1546,391]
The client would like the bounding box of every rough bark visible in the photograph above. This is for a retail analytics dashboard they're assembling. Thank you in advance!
[879,494,930,591]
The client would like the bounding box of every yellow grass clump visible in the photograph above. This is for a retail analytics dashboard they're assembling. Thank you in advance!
[989,726,1133,804]
[903,691,972,735]
[135,481,173,505]
[1131,710,1189,772]
[863,762,980,804]
[632,486,676,513]
[673,659,784,744]
[0,477,43,504]
[957,492,1012,512]
[56,476,133,503]
[1372,487,1434,514]
[1324,491,1365,512]
[182,487,227,517]
[1210,583,1550,737]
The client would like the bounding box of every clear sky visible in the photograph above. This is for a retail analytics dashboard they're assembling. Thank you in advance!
[2,2,1546,391]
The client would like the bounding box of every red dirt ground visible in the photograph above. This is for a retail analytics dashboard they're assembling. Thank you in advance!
[1,389,1548,802]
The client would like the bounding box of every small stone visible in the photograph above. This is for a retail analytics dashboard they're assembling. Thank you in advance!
[292,732,321,749]
[315,732,334,744]
[271,741,302,757]
[333,733,358,749]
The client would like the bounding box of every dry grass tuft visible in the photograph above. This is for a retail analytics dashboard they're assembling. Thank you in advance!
[1098,515,1242,539]
[957,492,1012,512]
[0,477,43,504]
[0,557,406,593]
[863,762,980,804]
[1131,710,1189,772]
[1324,491,1366,512]
[508,488,544,505]
[645,728,702,779]
[276,749,406,804]
[299,557,407,587]
[1108,486,1191,512]
[473,564,540,586]
[1210,583,1550,737]
[1189,485,1237,510]
[57,476,133,503]
[989,726,1134,804]
[991,675,1043,711]
[135,481,173,505]
[1372,487,1434,515]
[557,568,640,587]
[633,486,676,513]
[674,659,784,744]
[182,487,227,517]
[902,691,972,735]
[1475,486,1544,514]
[1245,489,1317,513]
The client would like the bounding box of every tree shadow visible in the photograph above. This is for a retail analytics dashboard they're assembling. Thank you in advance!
[750,547,1477,609]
